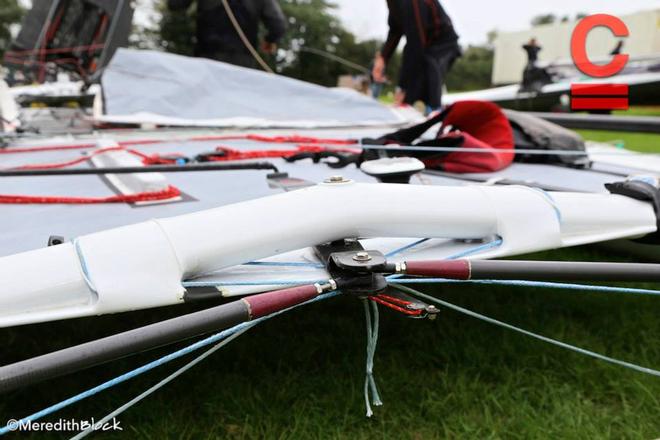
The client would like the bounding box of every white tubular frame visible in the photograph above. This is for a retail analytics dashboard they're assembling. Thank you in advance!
[0,181,656,327]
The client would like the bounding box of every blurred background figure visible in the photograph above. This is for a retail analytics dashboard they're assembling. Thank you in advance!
[610,40,625,56]
[168,0,287,68]
[522,37,541,69]
[369,51,387,99]
[521,37,551,92]
[371,0,461,113]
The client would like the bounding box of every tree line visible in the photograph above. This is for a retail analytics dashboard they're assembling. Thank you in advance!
[1,0,497,92]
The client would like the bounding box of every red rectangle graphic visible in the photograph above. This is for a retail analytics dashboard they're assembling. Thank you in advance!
[570,83,629,96]
[571,97,629,110]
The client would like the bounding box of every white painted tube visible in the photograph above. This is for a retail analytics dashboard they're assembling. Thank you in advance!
[0,181,656,327]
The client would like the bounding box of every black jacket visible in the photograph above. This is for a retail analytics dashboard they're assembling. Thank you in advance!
[522,44,541,65]
[381,0,458,64]
[168,0,286,59]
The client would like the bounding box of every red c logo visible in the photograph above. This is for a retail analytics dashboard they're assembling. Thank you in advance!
[571,14,629,78]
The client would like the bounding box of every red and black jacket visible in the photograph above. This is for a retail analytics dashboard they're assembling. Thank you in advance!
[381,0,459,64]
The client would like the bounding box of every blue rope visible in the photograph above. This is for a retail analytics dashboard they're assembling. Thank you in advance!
[445,237,503,260]
[391,284,660,378]
[0,291,341,436]
[363,300,382,417]
[386,277,660,297]
[187,239,504,287]
[73,239,97,294]
[183,279,327,287]
[243,261,324,268]
[532,188,562,223]
[388,237,504,281]
[385,238,430,258]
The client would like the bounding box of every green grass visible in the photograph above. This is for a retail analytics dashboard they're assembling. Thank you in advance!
[575,130,660,153]
[1,133,659,439]
[614,106,660,117]
[2,246,660,439]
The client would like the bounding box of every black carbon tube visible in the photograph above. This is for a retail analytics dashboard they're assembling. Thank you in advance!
[470,260,660,282]
[0,162,279,177]
[0,300,249,394]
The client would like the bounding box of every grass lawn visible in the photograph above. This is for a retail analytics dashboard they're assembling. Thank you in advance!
[614,106,660,117]
[1,133,659,439]
[576,130,660,153]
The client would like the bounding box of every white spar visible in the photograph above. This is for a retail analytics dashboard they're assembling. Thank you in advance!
[0,180,656,327]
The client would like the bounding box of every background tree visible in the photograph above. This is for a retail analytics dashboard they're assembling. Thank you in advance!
[531,14,557,26]
[446,45,494,92]
[146,0,399,87]
[137,0,494,92]
[0,0,25,58]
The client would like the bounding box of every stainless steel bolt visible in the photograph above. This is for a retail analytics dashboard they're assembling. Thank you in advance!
[353,251,372,262]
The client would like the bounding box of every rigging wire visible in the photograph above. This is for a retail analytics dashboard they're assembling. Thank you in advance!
[386,278,660,297]
[299,47,371,74]
[70,326,251,440]
[0,291,341,436]
[220,0,274,74]
[183,277,660,298]
[4,133,659,158]
[390,283,660,378]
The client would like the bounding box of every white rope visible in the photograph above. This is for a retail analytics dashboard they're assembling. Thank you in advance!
[220,0,274,74]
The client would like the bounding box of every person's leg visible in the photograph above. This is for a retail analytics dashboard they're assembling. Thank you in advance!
[424,47,458,110]
[398,46,425,106]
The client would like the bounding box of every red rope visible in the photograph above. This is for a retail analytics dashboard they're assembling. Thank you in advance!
[10,146,124,170]
[7,147,183,171]
[0,185,181,204]
[0,143,97,155]
[245,134,357,145]
[374,293,414,307]
[4,43,106,58]
[2,134,358,155]
[206,144,359,161]
[370,295,423,316]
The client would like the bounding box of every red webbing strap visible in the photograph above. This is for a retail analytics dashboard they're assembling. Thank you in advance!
[0,185,181,204]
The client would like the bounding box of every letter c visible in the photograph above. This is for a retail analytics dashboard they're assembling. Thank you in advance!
[571,14,629,78]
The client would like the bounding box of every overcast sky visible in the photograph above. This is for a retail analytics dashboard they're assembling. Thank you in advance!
[333,0,660,44]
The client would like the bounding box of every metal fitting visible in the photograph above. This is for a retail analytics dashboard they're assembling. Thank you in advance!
[324,175,350,184]
[352,251,372,262]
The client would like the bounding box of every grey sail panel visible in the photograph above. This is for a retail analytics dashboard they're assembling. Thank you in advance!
[99,49,406,128]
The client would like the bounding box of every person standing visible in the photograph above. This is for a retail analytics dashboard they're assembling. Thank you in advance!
[522,38,541,69]
[521,38,549,91]
[168,0,287,69]
[372,0,461,113]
